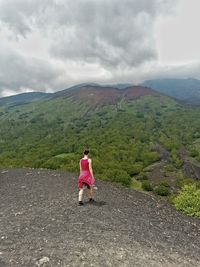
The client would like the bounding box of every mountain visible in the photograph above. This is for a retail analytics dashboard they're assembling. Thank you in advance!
[2,78,200,108]
[0,92,52,107]
[142,78,200,104]
[52,85,158,107]
[0,84,154,108]
[0,83,200,196]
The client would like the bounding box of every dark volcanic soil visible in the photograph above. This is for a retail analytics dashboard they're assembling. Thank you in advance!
[0,168,200,267]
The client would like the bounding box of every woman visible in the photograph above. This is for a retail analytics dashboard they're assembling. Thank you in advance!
[78,149,95,205]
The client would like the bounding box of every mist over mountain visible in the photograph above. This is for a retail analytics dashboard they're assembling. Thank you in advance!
[1,78,200,106]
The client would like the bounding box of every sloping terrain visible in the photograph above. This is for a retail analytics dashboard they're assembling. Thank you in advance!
[0,92,52,107]
[0,85,200,192]
[52,85,157,107]
[1,168,200,267]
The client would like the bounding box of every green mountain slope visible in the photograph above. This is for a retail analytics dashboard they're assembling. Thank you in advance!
[0,85,200,189]
[0,92,52,107]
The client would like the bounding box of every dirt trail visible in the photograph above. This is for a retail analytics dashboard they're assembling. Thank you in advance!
[0,168,200,267]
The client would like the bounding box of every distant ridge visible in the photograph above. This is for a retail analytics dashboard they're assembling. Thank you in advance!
[142,78,200,104]
[0,84,157,108]
[52,84,158,107]
[2,77,200,107]
[0,92,52,107]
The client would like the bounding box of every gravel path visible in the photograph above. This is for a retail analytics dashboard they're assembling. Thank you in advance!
[0,168,200,267]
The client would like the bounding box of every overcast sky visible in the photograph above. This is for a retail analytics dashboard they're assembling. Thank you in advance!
[0,0,200,96]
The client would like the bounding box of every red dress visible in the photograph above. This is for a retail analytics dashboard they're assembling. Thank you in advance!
[78,158,95,189]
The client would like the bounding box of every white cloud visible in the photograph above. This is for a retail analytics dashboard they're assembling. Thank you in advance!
[0,42,65,94]
[2,0,200,96]
[155,0,200,65]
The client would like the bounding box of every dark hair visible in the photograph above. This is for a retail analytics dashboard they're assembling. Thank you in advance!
[84,149,89,155]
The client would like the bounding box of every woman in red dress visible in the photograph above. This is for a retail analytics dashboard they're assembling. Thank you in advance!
[78,149,95,205]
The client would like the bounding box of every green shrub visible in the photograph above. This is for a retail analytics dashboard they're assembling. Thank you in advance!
[189,149,199,157]
[98,168,132,187]
[142,180,153,191]
[131,178,142,191]
[164,164,174,172]
[173,184,200,218]
[170,149,183,169]
[104,169,131,186]
[32,159,45,168]
[128,163,143,176]
[42,159,61,170]
[140,152,160,166]
[160,180,170,188]
[137,172,149,181]
[136,113,144,118]
[154,185,170,196]
[176,178,195,188]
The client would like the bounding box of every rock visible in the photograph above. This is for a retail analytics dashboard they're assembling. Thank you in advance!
[1,170,8,173]
[37,256,50,266]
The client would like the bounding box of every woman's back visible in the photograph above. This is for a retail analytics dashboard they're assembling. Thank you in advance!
[80,158,90,171]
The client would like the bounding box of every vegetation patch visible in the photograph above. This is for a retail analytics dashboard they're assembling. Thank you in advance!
[142,180,154,191]
[131,178,143,191]
[173,184,200,218]
[154,184,170,196]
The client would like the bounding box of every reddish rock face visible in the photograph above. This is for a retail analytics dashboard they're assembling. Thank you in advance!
[71,86,119,107]
[56,85,158,107]
[122,86,157,101]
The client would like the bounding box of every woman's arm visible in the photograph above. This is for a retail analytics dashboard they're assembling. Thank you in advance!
[88,158,94,177]
[79,161,82,172]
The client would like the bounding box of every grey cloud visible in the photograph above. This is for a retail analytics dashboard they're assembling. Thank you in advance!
[0,0,53,37]
[48,0,162,68]
[110,63,200,85]
[155,63,200,80]
[0,0,182,95]
[0,0,176,68]
[0,43,64,96]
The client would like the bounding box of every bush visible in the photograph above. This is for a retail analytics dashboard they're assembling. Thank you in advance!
[42,159,61,170]
[104,169,131,187]
[189,149,199,158]
[160,180,170,188]
[173,184,200,218]
[164,164,174,172]
[170,150,183,169]
[140,151,160,166]
[176,178,195,188]
[131,178,142,191]
[154,185,170,196]
[142,180,153,191]
[127,163,143,176]
[138,172,149,181]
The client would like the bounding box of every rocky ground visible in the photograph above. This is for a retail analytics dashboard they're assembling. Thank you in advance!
[0,168,200,267]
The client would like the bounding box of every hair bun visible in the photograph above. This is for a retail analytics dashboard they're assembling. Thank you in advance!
[84,149,89,155]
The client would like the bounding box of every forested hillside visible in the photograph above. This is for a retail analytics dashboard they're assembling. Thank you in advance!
[0,85,200,215]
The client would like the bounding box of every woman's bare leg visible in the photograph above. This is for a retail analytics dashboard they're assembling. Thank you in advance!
[87,187,94,199]
[78,188,84,202]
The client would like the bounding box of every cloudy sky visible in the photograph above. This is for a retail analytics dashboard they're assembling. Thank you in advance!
[0,0,200,96]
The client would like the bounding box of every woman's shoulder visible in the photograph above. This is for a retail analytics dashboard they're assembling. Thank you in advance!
[80,157,90,161]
